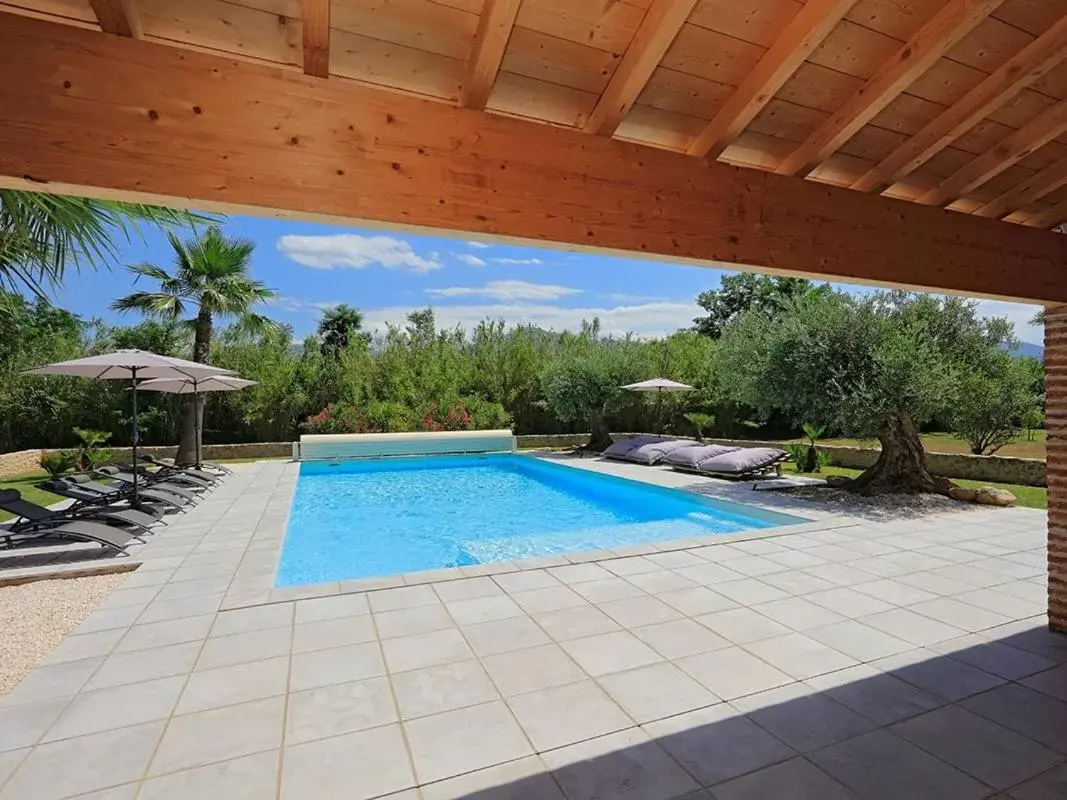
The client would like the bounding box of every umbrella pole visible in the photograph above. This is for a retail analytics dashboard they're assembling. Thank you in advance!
[194,383,202,469]
[131,367,139,508]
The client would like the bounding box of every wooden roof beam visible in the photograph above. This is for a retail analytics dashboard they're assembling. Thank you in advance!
[88,0,140,37]
[584,0,698,137]
[853,15,1067,194]
[975,155,1067,219]
[774,0,1004,178]
[461,0,521,110]
[301,0,330,78]
[1022,198,1067,230]
[687,0,859,159]
[918,102,1067,207]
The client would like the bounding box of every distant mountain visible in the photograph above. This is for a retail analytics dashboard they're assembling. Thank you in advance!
[1002,341,1043,361]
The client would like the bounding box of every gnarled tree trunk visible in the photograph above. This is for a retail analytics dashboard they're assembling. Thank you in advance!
[175,310,212,465]
[847,411,949,496]
[586,409,614,452]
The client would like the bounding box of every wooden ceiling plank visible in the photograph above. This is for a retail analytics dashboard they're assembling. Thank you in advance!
[686,0,859,159]
[88,0,140,37]
[774,0,1004,177]
[583,0,698,137]
[461,0,521,109]
[853,15,1067,193]
[975,154,1067,218]
[1021,196,1067,229]
[919,101,1067,206]
[301,0,329,77]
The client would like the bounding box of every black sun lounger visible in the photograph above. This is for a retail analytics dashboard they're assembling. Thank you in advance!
[57,476,192,512]
[0,489,160,535]
[137,456,221,484]
[0,519,139,554]
[143,454,233,476]
[92,468,202,503]
[115,462,214,491]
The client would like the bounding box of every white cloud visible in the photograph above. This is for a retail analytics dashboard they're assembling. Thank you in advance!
[362,301,700,337]
[457,253,487,267]
[973,299,1043,345]
[491,257,543,266]
[426,280,582,302]
[267,295,340,313]
[468,241,490,249]
[276,234,441,272]
[604,292,665,303]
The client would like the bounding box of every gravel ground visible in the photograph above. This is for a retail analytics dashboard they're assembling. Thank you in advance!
[0,573,128,697]
[780,486,975,522]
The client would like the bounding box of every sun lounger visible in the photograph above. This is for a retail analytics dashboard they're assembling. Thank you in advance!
[145,454,233,476]
[0,489,160,535]
[138,456,222,484]
[37,479,168,517]
[603,436,701,465]
[671,446,789,480]
[0,518,139,554]
[92,467,203,503]
[116,462,214,491]
[57,476,192,512]
[662,444,742,468]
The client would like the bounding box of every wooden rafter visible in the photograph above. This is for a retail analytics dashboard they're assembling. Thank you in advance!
[461,0,520,110]
[774,0,1004,177]
[584,0,698,137]
[853,15,1067,194]
[88,0,139,37]
[686,0,858,159]
[918,102,1067,207]
[301,0,330,78]
[1022,198,1067,230]
[975,155,1067,219]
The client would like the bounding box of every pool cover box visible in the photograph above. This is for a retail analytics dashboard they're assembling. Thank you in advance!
[296,430,516,461]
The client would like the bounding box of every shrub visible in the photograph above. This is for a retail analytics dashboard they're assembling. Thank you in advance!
[419,401,471,432]
[364,401,419,433]
[40,450,77,478]
[684,412,714,441]
[72,427,112,471]
[461,396,511,430]
[299,404,371,434]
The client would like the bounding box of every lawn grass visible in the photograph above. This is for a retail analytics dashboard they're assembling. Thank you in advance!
[793,465,1047,510]
[0,471,63,522]
[786,431,1046,460]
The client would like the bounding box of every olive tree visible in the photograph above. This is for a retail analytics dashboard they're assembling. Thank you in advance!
[951,354,1039,454]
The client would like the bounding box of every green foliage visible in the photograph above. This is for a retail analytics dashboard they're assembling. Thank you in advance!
[300,404,370,435]
[364,401,419,433]
[950,354,1039,454]
[318,304,370,355]
[39,450,77,478]
[72,427,113,470]
[684,412,714,440]
[1023,407,1044,441]
[693,274,826,338]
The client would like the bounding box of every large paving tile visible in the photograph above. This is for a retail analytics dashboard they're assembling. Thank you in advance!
[809,729,990,800]
[445,595,525,626]
[676,647,793,701]
[0,696,71,752]
[375,605,455,639]
[391,659,499,719]
[656,586,737,616]
[176,656,289,714]
[644,705,796,786]
[750,597,846,632]
[294,592,370,623]
[369,584,440,612]
[731,684,875,753]
[631,619,731,660]
[196,626,292,670]
[694,608,791,645]
[561,631,663,677]
[804,587,893,617]
[404,700,534,784]
[0,720,164,800]
[858,608,965,647]
[292,614,377,653]
[482,643,584,696]
[115,615,214,653]
[420,754,565,800]
[597,662,719,724]
[511,585,588,614]
[285,676,398,745]
[137,593,224,624]
[462,616,552,657]
[382,627,474,672]
[709,579,789,606]
[44,675,184,741]
[871,648,1006,701]
[744,633,858,680]
[85,642,199,692]
[548,563,616,585]
[708,756,856,800]
[3,656,103,705]
[806,665,945,725]
[935,635,1058,680]
[148,696,285,776]
[281,724,415,800]
[507,679,633,751]
[210,603,293,637]
[891,705,1061,790]
[806,620,914,662]
[961,684,1067,753]
[138,750,279,800]
[596,596,684,628]
[493,570,563,592]
[908,597,1014,633]
[290,642,385,692]
[43,628,125,664]
[1007,762,1067,800]
[533,606,622,641]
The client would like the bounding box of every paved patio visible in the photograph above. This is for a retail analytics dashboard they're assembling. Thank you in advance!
[0,459,1065,799]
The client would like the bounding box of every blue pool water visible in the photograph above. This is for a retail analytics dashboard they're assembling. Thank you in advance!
[275,455,805,586]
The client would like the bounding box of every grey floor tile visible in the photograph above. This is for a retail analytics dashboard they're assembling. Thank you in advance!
[1022,664,1067,702]
[533,606,622,642]
[962,684,1067,753]
[1,720,164,800]
[708,756,857,800]
[644,704,796,786]
[210,603,293,637]
[433,577,505,603]
[809,729,990,800]
[493,569,563,592]
[759,570,837,597]
[45,675,184,741]
[0,696,70,752]
[115,615,214,653]
[511,585,588,614]
[375,605,454,639]
[597,662,719,723]
[281,723,414,800]
[463,616,552,657]
[806,621,914,662]
[290,642,385,692]
[597,596,684,628]
[695,608,791,645]
[572,576,647,602]
[74,604,143,635]
[369,584,440,612]
[657,586,737,616]
[750,597,846,632]
[1007,762,1067,800]
[292,614,376,653]
[404,700,534,784]
[808,666,945,725]
[138,750,279,800]
[871,649,1006,701]
[891,705,1061,789]
[196,626,292,670]
[176,656,289,714]
[0,749,27,790]
[543,727,700,800]
[294,592,370,623]
[391,659,499,719]
[676,647,793,701]
[627,569,699,595]
[804,588,893,618]
[909,597,1014,632]
[673,562,746,586]
[744,633,858,680]
[148,696,284,776]
[858,608,965,647]
[851,578,939,606]
[3,656,102,705]
[632,619,731,660]
[137,593,224,624]
[482,643,584,696]
[420,754,565,800]
[43,628,125,664]
[508,679,633,751]
[936,635,1057,680]
[85,641,201,692]
[548,563,616,584]
[561,631,663,677]
[382,628,474,672]
[710,580,789,606]
[445,595,525,626]
[285,676,398,745]
[733,683,876,753]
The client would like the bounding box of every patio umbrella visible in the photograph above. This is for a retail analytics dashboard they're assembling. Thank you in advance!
[621,378,694,434]
[24,350,233,505]
[137,375,257,468]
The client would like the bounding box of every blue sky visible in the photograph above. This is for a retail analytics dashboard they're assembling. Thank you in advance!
[50,213,1045,345]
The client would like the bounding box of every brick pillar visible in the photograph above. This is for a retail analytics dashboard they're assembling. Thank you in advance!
[1046,305,1067,631]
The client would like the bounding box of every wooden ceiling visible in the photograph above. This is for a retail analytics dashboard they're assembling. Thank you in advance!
[5,0,1067,229]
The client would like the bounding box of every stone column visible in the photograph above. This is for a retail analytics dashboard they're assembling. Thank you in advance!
[1046,305,1067,631]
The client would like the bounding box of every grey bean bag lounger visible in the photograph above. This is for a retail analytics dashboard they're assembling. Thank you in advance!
[674,446,789,479]
[622,438,701,465]
[662,444,741,468]
[600,435,663,461]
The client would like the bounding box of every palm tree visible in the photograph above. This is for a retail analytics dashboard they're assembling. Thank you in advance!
[112,226,276,462]
[0,188,205,296]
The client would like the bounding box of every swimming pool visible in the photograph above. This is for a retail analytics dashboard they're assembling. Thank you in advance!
[275,454,806,586]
